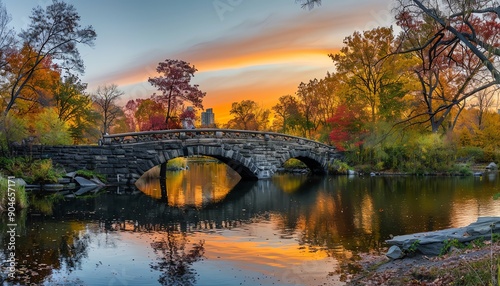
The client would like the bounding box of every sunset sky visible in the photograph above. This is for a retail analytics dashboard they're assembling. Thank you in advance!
[5,0,395,123]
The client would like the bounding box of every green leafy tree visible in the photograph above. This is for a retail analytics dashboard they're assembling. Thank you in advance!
[54,75,100,143]
[34,108,72,145]
[330,27,411,123]
[272,94,302,134]
[0,114,28,155]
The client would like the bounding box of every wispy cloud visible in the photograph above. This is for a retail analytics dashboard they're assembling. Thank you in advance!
[90,0,395,125]
[88,3,373,88]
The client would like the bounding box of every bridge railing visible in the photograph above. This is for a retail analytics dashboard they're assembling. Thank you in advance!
[102,129,335,150]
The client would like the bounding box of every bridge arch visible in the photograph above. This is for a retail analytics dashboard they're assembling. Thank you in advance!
[135,146,262,180]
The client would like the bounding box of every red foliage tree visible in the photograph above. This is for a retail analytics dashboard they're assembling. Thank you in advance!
[148,59,206,128]
[135,99,168,131]
[328,104,367,151]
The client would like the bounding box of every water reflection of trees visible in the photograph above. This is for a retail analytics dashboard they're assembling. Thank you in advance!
[0,219,91,285]
[150,227,205,286]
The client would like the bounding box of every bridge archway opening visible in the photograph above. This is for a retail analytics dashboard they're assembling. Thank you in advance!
[135,156,244,206]
[140,155,259,182]
[282,157,326,175]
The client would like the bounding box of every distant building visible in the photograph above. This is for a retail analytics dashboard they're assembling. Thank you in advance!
[201,108,215,127]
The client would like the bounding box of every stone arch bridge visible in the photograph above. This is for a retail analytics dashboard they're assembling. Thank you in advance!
[20,129,341,184]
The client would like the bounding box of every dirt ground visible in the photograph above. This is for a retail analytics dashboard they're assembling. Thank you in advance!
[344,242,500,285]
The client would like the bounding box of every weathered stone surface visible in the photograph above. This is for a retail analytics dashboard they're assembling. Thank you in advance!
[74,177,97,187]
[486,162,498,170]
[386,217,500,256]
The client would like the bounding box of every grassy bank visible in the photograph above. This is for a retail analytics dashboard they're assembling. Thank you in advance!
[347,241,499,285]
[0,157,63,184]
[0,175,29,211]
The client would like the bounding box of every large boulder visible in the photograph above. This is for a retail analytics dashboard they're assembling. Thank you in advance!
[486,162,498,171]
[386,217,500,256]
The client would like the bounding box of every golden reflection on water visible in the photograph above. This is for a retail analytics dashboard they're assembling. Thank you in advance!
[135,158,241,207]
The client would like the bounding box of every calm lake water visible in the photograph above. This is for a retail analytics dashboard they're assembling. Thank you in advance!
[1,160,500,285]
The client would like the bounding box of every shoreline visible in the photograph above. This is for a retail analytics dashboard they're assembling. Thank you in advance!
[345,243,499,285]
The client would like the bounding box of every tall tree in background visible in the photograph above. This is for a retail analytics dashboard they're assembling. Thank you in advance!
[135,98,167,131]
[92,84,123,134]
[272,94,302,134]
[3,46,61,116]
[396,0,500,85]
[54,75,100,143]
[148,59,206,128]
[0,1,15,72]
[2,0,96,117]
[296,80,321,138]
[227,100,270,131]
[396,7,500,132]
[330,27,411,123]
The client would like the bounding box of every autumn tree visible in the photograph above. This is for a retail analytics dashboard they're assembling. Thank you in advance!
[34,108,72,145]
[54,75,100,143]
[2,46,61,117]
[314,73,341,126]
[396,0,500,84]
[470,87,499,130]
[2,0,96,117]
[328,104,368,151]
[123,99,142,132]
[330,27,411,123]
[227,100,270,131]
[272,94,302,134]
[296,80,322,138]
[92,84,124,134]
[148,59,206,128]
[135,98,167,131]
[396,8,500,132]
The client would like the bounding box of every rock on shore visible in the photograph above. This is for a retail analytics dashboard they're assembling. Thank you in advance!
[386,217,500,256]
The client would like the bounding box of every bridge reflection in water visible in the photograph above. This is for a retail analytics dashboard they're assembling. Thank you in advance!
[135,159,242,207]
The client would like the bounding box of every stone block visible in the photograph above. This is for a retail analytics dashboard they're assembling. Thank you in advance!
[113,148,126,155]
[94,155,108,161]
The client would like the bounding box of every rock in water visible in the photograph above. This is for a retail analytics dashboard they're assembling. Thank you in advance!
[74,176,98,187]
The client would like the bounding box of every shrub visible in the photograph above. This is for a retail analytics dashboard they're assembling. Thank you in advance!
[283,158,308,169]
[0,157,62,183]
[166,157,187,170]
[76,169,107,182]
[457,146,485,163]
[440,238,464,256]
[328,159,351,174]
